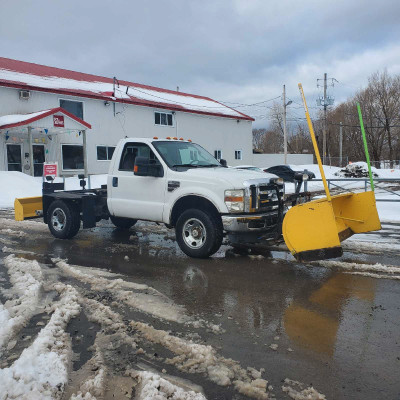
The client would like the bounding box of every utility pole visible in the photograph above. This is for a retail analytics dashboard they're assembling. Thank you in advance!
[323,73,327,165]
[283,84,288,164]
[339,121,343,167]
[282,84,292,165]
[317,73,336,165]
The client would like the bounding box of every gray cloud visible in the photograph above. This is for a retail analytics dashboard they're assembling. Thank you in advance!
[1,0,400,127]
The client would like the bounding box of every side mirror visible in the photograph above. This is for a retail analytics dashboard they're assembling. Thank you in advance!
[219,159,227,167]
[134,156,163,177]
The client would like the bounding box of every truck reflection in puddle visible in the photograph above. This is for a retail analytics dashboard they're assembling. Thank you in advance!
[284,273,376,356]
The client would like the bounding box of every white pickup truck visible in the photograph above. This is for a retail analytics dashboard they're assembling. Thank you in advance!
[42,137,285,258]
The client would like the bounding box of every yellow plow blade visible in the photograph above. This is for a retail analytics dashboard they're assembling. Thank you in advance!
[14,196,43,221]
[283,191,381,262]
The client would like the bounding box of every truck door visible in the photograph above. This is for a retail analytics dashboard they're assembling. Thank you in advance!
[109,142,166,221]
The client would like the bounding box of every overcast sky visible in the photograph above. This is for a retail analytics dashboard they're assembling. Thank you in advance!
[1,0,400,127]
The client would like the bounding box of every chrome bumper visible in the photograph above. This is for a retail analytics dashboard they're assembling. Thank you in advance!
[222,211,280,233]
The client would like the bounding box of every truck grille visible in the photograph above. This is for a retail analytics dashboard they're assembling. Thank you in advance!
[249,184,283,212]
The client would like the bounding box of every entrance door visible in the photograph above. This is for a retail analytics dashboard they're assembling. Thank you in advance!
[7,144,22,172]
[33,145,45,176]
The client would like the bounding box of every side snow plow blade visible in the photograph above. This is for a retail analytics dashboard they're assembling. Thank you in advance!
[14,196,43,221]
[283,191,381,262]
[282,84,381,262]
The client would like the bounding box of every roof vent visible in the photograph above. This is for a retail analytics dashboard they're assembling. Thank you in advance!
[19,90,31,100]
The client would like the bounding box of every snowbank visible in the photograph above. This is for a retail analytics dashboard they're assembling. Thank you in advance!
[0,172,107,208]
[0,172,42,208]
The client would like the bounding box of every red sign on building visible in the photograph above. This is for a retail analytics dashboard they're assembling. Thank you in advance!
[53,115,64,127]
[44,163,58,178]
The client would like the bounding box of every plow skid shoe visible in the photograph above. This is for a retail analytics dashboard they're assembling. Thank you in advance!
[282,191,381,262]
[14,196,43,221]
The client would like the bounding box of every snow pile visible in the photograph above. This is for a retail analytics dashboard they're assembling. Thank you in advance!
[282,378,326,400]
[0,172,108,209]
[129,370,206,400]
[0,255,42,353]
[0,283,81,400]
[335,162,378,178]
[0,171,42,208]
[317,259,400,275]
[131,321,270,399]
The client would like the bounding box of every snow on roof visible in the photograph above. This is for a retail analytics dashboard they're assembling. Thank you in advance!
[0,57,253,121]
[0,107,91,130]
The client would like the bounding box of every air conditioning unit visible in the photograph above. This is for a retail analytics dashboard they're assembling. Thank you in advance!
[19,90,31,100]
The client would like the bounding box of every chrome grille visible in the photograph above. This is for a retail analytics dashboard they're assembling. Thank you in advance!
[248,183,283,212]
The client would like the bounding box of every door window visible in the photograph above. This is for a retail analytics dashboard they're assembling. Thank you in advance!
[7,144,22,172]
[119,143,161,171]
[33,145,45,176]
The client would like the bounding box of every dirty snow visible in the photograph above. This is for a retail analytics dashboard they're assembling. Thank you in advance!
[282,378,326,400]
[0,255,42,353]
[0,282,80,400]
[129,370,206,400]
[131,321,271,399]
[53,258,188,323]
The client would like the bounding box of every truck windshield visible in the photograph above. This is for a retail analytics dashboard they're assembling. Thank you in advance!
[152,141,221,168]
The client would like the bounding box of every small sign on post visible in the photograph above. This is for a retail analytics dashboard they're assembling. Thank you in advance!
[43,162,58,179]
[53,115,64,127]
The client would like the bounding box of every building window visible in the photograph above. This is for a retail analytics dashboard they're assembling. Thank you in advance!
[155,111,173,126]
[235,150,242,160]
[214,150,222,160]
[62,144,84,170]
[97,145,116,161]
[60,99,84,120]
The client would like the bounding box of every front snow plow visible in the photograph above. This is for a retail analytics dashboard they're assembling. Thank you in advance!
[282,84,381,262]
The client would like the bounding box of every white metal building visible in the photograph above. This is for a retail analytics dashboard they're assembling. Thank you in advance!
[0,58,255,177]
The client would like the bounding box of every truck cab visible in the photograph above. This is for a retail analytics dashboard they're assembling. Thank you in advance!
[106,137,284,257]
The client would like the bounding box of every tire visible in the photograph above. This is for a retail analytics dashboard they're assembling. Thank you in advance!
[47,200,80,239]
[176,208,223,258]
[110,216,137,230]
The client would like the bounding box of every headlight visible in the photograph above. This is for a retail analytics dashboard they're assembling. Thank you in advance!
[271,177,284,185]
[224,189,244,213]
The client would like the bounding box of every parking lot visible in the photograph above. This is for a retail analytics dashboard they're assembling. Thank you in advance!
[1,210,400,399]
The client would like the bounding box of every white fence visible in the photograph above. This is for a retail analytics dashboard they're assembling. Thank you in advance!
[251,153,314,168]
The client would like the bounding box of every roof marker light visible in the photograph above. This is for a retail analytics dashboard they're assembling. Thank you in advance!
[179,137,184,140]
[153,136,158,139]
[188,139,192,142]
[166,136,171,140]
[173,137,178,140]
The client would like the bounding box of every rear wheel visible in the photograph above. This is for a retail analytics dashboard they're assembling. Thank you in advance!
[176,209,223,258]
[47,200,80,239]
[110,216,137,230]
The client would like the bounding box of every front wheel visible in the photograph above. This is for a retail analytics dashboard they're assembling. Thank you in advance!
[47,200,80,239]
[176,209,223,258]
[110,216,137,230]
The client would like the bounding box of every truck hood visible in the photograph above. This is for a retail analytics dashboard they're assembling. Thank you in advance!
[170,167,278,188]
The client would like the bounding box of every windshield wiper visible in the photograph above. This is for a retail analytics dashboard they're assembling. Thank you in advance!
[196,164,219,168]
[172,164,198,168]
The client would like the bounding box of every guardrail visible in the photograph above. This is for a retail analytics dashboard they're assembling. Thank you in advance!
[304,178,400,202]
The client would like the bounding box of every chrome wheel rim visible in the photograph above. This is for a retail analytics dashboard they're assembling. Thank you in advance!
[51,208,66,231]
[183,218,207,249]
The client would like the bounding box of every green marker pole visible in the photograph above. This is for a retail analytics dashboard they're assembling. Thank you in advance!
[357,102,374,191]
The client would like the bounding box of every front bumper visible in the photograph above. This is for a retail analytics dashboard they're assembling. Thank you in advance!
[222,211,280,233]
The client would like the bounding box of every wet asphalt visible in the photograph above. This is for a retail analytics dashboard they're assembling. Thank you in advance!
[1,211,400,400]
